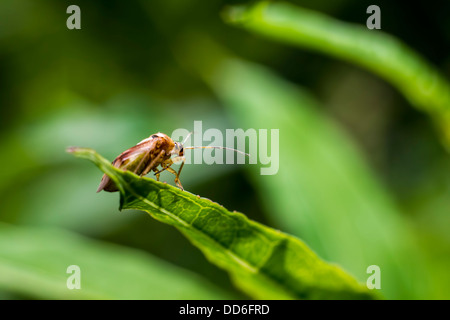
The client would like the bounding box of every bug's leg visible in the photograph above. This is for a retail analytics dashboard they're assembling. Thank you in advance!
[165,156,185,190]
[173,156,185,190]
[154,159,173,176]
[141,150,165,177]
[152,167,161,181]
[152,159,176,184]
[165,167,184,191]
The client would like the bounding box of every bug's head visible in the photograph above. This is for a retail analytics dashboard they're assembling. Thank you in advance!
[172,141,184,156]
[171,131,193,156]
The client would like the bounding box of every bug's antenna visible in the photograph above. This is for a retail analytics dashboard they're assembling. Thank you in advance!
[184,146,250,157]
[182,131,194,145]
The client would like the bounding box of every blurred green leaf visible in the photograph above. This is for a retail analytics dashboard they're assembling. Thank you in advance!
[223,1,450,147]
[0,223,233,299]
[68,147,377,300]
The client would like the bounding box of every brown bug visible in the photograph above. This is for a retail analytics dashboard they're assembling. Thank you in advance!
[97,132,249,192]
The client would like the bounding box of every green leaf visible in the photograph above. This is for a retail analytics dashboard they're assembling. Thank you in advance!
[68,147,377,300]
[223,1,450,147]
[0,223,234,299]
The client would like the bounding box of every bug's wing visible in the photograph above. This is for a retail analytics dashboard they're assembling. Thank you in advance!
[97,138,157,193]
[96,173,118,192]
[116,139,155,163]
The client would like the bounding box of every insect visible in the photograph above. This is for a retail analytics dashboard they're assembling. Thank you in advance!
[97,132,249,192]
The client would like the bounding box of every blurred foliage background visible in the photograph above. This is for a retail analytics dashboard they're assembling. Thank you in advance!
[0,0,449,299]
